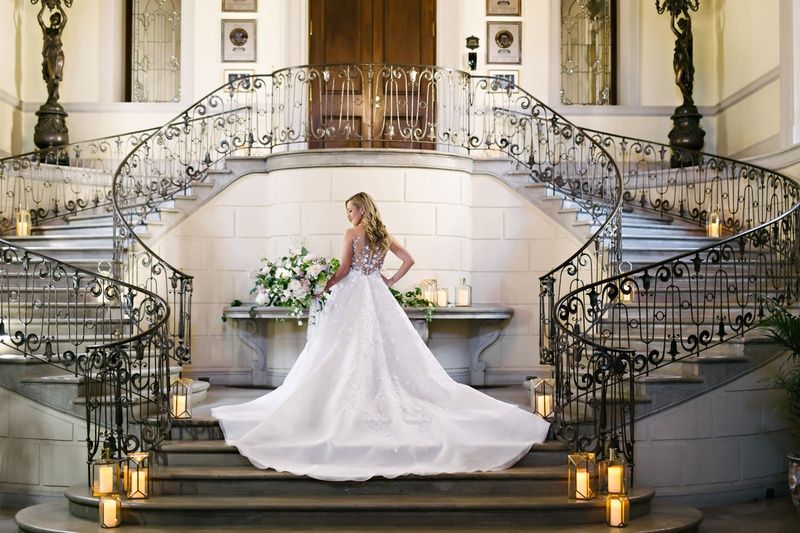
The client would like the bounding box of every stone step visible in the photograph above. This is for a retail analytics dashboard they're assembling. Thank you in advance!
[151,463,570,497]
[158,436,570,468]
[63,484,657,528]
[15,499,704,532]
[7,234,118,247]
[7,245,116,259]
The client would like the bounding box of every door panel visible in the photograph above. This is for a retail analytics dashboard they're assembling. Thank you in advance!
[309,0,436,149]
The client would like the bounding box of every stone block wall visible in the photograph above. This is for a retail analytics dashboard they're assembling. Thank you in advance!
[153,151,580,385]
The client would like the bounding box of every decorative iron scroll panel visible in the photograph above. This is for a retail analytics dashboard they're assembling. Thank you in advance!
[561,0,615,105]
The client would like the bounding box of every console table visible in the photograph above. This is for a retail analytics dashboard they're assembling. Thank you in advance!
[222,305,513,386]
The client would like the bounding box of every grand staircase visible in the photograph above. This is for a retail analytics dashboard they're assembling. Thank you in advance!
[3,63,798,530]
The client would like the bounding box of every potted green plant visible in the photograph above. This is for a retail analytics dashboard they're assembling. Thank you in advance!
[759,306,800,511]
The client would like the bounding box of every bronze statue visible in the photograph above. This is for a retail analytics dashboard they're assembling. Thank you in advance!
[38,3,67,103]
[656,0,704,165]
[30,0,73,155]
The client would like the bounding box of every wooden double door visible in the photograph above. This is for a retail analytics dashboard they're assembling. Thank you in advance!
[308,0,436,148]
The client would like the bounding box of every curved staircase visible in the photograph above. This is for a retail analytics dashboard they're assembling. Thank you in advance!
[3,63,798,530]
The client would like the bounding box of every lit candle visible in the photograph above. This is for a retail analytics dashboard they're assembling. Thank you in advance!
[16,221,30,236]
[576,468,591,500]
[171,394,187,418]
[535,394,552,418]
[129,470,149,499]
[97,464,114,494]
[708,220,721,238]
[436,288,448,307]
[608,464,624,494]
[456,285,471,306]
[608,497,623,527]
[100,495,121,528]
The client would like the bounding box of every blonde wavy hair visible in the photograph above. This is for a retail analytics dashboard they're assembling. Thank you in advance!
[346,192,391,253]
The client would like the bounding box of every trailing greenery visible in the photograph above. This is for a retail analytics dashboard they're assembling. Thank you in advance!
[390,287,436,322]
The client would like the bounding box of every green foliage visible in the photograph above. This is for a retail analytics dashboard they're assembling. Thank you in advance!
[390,287,436,322]
[759,305,800,429]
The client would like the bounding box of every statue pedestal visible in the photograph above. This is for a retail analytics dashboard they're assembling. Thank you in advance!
[34,101,70,164]
[669,104,705,168]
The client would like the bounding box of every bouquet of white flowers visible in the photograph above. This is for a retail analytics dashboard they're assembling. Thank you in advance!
[251,247,340,321]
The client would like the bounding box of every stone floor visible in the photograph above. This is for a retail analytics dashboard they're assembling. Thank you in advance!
[2,386,799,532]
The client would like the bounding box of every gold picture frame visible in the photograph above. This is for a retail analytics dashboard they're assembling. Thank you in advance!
[222,0,258,12]
[486,21,521,65]
[486,0,521,17]
[222,19,257,62]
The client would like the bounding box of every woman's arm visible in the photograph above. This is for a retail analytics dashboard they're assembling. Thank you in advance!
[324,229,355,291]
[383,237,414,288]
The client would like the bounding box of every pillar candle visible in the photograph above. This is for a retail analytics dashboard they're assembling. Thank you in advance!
[608,464,624,494]
[101,497,120,527]
[129,470,148,498]
[97,465,114,494]
[171,394,187,417]
[576,468,590,500]
[535,395,552,418]
[608,497,623,526]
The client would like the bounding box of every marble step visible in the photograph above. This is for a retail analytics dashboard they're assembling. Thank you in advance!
[158,436,571,468]
[63,484,657,527]
[6,234,119,247]
[17,498,703,532]
[151,463,570,497]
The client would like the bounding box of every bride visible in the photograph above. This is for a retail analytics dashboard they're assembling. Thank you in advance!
[211,192,550,481]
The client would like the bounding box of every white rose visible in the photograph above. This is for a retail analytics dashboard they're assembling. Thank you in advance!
[277,268,290,279]
[255,291,269,306]
[295,286,309,299]
[288,279,302,294]
[306,253,318,261]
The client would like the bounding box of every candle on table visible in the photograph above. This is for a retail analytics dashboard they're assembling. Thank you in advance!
[97,464,114,494]
[576,468,590,500]
[436,288,448,307]
[607,464,624,494]
[129,470,149,498]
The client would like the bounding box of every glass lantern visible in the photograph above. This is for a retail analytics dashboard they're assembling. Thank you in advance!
[531,377,555,419]
[91,448,120,497]
[421,279,437,305]
[707,209,722,238]
[455,277,472,307]
[15,207,31,237]
[606,494,630,527]
[568,452,597,500]
[170,377,193,419]
[599,448,628,495]
[436,288,449,307]
[99,493,122,528]
[126,451,151,499]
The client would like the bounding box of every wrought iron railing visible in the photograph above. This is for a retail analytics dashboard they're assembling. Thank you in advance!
[4,63,798,486]
[541,128,800,467]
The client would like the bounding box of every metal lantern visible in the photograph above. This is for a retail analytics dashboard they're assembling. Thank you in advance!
[568,452,597,500]
[126,451,151,499]
[531,377,555,419]
[707,209,722,238]
[15,207,31,236]
[99,493,122,528]
[599,448,628,495]
[606,493,630,527]
[169,376,193,419]
[421,279,437,305]
[91,448,120,497]
[455,277,472,307]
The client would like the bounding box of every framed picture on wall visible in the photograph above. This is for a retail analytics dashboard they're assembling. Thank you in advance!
[222,0,258,12]
[224,69,255,91]
[486,21,521,64]
[488,69,519,93]
[486,0,521,17]
[222,19,257,62]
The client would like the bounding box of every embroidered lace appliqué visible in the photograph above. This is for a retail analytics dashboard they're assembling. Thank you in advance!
[352,235,386,275]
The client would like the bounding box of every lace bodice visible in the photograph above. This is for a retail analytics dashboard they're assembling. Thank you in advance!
[352,235,386,275]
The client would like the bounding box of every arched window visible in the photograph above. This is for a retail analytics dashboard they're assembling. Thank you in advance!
[126,0,182,103]
[560,0,616,105]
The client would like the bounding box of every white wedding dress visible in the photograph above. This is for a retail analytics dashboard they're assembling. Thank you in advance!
[212,236,550,481]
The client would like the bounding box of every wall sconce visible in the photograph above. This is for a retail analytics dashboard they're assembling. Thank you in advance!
[466,35,479,71]
[170,377,193,419]
[568,452,597,500]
